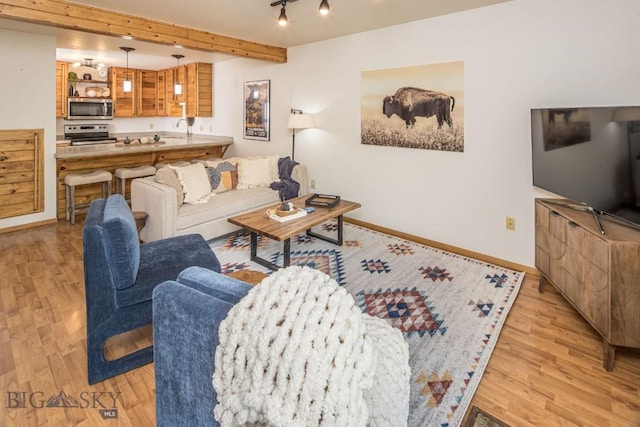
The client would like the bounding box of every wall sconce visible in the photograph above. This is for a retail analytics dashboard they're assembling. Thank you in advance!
[172,54,185,96]
[287,109,315,160]
[120,47,134,93]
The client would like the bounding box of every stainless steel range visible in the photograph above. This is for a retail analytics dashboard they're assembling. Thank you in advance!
[64,124,117,146]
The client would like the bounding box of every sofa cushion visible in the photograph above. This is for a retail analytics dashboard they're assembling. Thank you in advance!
[102,195,140,290]
[171,163,214,205]
[176,187,280,231]
[155,167,184,206]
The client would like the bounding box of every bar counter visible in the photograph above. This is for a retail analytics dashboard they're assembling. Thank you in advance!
[55,135,233,219]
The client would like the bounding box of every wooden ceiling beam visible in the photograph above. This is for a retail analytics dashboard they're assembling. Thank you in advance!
[0,0,287,63]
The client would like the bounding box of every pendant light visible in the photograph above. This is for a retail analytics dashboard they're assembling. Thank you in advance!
[120,47,135,93]
[319,0,330,15]
[172,54,185,96]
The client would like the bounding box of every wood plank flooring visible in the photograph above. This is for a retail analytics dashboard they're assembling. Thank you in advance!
[1,220,639,426]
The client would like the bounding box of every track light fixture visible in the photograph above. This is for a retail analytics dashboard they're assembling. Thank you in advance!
[270,0,329,26]
[119,47,134,93]
[278,4,288,26]
[72,58,105,69]
[319,0,329,15]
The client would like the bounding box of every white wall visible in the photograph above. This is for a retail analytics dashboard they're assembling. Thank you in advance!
[212,0,640,267]
[0,29,57,228]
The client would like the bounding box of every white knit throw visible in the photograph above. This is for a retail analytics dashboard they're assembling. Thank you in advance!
[213,266,410,427]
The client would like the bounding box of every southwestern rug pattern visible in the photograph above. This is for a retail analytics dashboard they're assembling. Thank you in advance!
[209,222,524,427]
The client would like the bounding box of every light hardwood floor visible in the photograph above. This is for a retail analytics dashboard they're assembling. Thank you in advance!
[1,220,639,426]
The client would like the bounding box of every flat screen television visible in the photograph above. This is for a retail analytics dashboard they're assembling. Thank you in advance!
[531,106,640,232]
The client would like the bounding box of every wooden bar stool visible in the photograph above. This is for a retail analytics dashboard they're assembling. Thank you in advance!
[115,165,156,201]
[64,170,112,224]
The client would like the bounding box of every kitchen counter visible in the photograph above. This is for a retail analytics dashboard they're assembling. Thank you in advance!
[55,134,234,219]
[55,135,233,159]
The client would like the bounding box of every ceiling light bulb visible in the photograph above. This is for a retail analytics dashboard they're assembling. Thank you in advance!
[72,61,81,68]
[123,79,132,93]
[278,6,288,26]
[319,0,330,15]
[175,83,183,96]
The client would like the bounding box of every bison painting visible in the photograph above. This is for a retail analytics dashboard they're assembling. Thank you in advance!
[382,87,455,129]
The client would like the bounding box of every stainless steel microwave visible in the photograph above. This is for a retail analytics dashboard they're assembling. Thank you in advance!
[67,98,113,120]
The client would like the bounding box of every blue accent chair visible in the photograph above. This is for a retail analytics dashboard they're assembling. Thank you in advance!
[153,266,252,427]
[82,194,221,385]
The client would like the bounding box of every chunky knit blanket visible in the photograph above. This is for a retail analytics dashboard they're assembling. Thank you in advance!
[213,266,410,427]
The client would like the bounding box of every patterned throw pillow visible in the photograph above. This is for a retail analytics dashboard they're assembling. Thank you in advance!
[207,161,238,193]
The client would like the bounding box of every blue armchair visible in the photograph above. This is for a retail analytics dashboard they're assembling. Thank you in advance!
[82,194,220,385]
[152,266,252,427]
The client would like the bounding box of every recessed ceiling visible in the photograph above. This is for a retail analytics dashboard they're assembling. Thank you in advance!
[0,0,510,69]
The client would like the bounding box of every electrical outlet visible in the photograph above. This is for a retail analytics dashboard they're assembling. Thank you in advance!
[200,125,204,131]
[149,123,154,129]
[506,217,515,231]
[310,179,316,190]
[209,125,213,132]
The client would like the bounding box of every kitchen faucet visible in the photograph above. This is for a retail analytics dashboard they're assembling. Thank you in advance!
[176,117,195,137]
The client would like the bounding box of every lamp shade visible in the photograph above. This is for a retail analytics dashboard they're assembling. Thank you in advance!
[287,113,315,130]
[612,107,640,122]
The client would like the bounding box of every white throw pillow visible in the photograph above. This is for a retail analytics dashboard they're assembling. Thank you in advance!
[237,157,274,189]
[170,163,214,204]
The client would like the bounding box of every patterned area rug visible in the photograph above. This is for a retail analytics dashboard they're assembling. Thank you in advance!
[209,222,524,427]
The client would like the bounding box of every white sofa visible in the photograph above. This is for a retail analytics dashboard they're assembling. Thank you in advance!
[131,157,308,242]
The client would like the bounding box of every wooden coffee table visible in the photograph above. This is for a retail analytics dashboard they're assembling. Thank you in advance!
[228,194,361,271]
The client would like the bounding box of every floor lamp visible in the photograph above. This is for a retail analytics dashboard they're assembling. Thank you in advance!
[287,109,315,161]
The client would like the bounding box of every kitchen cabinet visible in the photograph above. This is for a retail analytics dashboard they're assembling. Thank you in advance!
[165,66,186,117]
[137,69,159,117]
[0,129,44,219]
[185,62,213,117]
[535,198,640,371]
[110,67,136,117]
[157,70,167,117]
[110,67,157,117]
[164,63,212,117]
[56,61,68,118]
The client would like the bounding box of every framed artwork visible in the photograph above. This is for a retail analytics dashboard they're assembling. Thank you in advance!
[243,80,270,141]
[361,61,464,152]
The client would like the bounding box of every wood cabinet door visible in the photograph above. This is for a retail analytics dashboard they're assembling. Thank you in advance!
[0,129,44,219]
[185,62,213,118]
[56,62,68,118]
[111,67,136,117]
[165,66,184,117]
[157,70,167,117]
[137,69,158,117]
